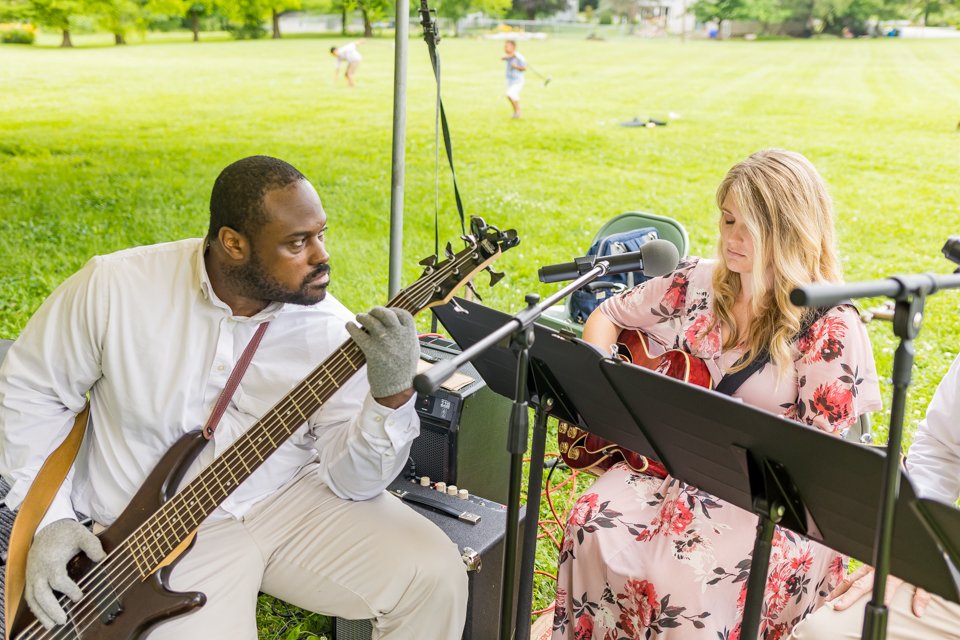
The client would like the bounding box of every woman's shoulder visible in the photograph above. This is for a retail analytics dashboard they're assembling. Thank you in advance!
[796,302,865,363]
[670,256,716,283]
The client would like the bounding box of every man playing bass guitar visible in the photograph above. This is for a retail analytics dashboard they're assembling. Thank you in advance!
[0,156,468,639]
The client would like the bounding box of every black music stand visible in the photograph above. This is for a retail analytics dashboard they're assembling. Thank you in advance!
[433,298,658,640]
[598,357,960,639]
[913,498,960,589]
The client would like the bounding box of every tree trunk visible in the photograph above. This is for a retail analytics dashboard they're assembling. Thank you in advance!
[191,11,200,41]
[60,29,73,47]
[272,9,281,38]
[114,32,126,44]
[716,18,724,39]
[341,6,348,34]
[923,4,930,25]
[361,6,372,37]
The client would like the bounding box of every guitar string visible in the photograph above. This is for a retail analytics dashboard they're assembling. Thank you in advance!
[16,247,486,640]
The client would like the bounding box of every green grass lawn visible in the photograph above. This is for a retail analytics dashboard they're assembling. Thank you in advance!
[2,31,960,638]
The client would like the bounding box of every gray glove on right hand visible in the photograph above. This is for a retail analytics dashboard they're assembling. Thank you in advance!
[25,518,106,630]
[346,306,419,398]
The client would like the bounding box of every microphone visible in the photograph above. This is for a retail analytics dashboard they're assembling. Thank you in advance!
[538,239,680,284]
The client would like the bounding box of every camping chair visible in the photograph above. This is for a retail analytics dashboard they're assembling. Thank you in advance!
[538,211,690,337]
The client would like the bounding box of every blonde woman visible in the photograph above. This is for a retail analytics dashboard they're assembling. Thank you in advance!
[551,150,882,639]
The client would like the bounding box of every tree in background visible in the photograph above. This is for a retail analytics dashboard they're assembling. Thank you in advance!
[912,0,955,24]
[740,0,790,29]
[780,0,903,35]
[26,0,89,45]
[437,0,510,34]
[225,0,267,36]
[355,0,389,36]
[691,0,747,36]
[257,0,301,37]
[93,0,143,43]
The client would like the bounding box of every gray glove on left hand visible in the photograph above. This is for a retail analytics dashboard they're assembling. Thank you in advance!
[25,518,106,630]
[346,306,419,398]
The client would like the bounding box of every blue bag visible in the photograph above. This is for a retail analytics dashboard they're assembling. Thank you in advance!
[568,226,659,324]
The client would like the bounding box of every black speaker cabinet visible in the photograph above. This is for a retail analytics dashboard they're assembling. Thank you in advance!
[334,478,525,640]
[410,336,512,504]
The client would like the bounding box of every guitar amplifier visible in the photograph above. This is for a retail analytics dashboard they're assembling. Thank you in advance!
[334,478,525,640]
[409,335,513,504]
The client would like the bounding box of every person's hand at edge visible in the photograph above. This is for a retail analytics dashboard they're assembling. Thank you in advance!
[827,564,930,617]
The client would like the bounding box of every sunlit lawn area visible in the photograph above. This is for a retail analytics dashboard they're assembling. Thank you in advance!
[1,31,960,638]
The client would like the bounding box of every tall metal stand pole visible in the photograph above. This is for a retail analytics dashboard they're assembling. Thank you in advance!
[862,293,924,640]
[388,0,409,298]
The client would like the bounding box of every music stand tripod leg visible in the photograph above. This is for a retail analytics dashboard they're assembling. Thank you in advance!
[742,498,783,640]
[515,396,554,640]
[500,321,536,640]
[736,449,811,640]
[862,293,924,640]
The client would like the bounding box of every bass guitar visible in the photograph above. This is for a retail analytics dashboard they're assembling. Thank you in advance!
[557,329,712,475]
[7,216,519,640]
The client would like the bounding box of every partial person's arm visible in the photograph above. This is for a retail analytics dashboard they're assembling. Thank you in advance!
[0,258,106,530]
[787,305,882,435]
[583,310,622,354]
[311,307,420,500]
[906,353,960,504]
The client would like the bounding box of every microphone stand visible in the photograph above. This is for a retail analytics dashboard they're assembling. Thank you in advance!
[415,261,620,640]
[791,271,960,640]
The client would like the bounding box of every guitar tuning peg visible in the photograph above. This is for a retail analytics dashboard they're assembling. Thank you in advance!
[445,242,456,260]
[465,281,483,302]
[419,255,438,268]
[486,266,504,287]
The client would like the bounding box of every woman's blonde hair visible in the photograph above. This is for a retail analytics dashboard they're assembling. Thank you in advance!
[711,149,842,373]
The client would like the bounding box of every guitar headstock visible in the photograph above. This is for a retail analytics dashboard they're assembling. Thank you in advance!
[396,216,519,314]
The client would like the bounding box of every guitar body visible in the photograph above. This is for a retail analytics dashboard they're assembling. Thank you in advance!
[558,329,712,474]
[10,432,208,640]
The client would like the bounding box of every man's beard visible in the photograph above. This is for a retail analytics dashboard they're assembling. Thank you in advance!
[226,251,330,307]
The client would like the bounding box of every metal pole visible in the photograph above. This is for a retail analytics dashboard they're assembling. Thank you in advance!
[388,0,409,298]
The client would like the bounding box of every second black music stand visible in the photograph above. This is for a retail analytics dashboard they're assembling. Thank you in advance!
[598,357,960,639]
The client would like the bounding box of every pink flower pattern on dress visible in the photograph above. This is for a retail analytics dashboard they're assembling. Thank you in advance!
[798,315,848,364]
[683,312,721,357]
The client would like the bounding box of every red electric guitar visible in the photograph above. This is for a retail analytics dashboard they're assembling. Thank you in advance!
[557,329,712,475]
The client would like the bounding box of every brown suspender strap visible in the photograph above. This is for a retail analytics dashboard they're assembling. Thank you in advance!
[4,403,90,639]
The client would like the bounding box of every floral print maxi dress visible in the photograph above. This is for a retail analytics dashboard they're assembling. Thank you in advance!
[551,258,882,640]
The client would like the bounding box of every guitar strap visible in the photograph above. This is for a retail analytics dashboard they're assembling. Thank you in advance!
[4,405,89,639]
[3,320,269,638]
[714,302,849,397]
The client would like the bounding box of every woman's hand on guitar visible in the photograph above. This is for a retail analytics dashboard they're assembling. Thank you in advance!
[347,306,419,405]
[25,518,106,629]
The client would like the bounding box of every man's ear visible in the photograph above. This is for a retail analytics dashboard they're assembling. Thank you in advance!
[217,226,249,261]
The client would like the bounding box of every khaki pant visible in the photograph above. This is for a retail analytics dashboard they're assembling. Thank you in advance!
[143,468,468,640]
[790,585,960,640]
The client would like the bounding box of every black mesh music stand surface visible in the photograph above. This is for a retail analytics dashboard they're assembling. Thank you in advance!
[914,498,960,590]
[432,298,657,459]
[599,357,960,604]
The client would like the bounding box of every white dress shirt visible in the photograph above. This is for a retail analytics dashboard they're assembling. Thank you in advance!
[907,353,960,504]
[0,238,419,530]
